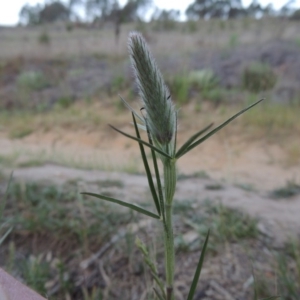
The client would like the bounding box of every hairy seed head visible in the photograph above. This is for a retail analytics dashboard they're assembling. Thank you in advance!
[128,32,176,145]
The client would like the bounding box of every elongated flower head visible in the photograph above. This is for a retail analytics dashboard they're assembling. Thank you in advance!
[128,32,176,146]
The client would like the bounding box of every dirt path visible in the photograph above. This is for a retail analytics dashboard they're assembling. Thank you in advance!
[6,163,300,246]
[1,130,299,191]
[1,122,300,246]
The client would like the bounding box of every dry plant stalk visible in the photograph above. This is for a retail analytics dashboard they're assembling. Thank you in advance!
[82,32,262,300]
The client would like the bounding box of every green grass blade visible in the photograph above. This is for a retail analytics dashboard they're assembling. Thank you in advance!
[119,95,144,123]
[173,111,178,156]
[151,153,165,222]
[0,173,13,246]
[187,230,210,300]
[81,192,160,219]
[145,121,165,223]
[260,297,281,300]
[132,113,161,216]
[0,173,13,219]
[175,123,213,159]
[0,227,13,246]
[178,99,263,158]
[109,125,172,159]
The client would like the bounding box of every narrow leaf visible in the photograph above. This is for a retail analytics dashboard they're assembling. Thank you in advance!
[119,95,144,123]
[0,227,12,246]
[145,121,165,223]
[177,99,263,158]
[132,113,161,216]
[0,174,13,246]
[109,125,172,159]
[173,111,178,156]
[175,123,213,158]
[0,172,13,219]
[187,230,210,300]
[81,192,160,219]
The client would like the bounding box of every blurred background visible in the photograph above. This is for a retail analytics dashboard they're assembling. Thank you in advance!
[0,1,300,299]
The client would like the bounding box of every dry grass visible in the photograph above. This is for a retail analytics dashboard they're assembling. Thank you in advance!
[1,18,300,60]
[239,102,300,147]
[241,103,300,133]
[285,142,300,166]
[0,98,299,172]
[0,98,128,133]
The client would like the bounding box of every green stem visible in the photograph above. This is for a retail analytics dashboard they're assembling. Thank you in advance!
[164,159,176,205]
[163,159,176,300]
[164,204,174,300]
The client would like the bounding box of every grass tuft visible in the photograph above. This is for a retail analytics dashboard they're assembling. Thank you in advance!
[242,62,277,93]
[4,181,132,240]
[17,70,50,91]
[270,180,300,199]
[174,200,258,252]
[276,239,300,299]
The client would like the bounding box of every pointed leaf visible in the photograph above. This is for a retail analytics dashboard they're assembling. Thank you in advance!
[132,113,161,216]
[173,111,178,156]
[119,95,144,123]
[175,123,213,159]
[187,230,210,300]
[109,125,172,159]
[178,99,263,158]
[81,192,160,219]
[145,121,165,223]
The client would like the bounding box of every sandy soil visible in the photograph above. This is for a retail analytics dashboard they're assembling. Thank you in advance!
[1,126,299,190]
[1,128,300,245]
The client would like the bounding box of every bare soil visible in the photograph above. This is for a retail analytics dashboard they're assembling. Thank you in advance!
[2,127,300,246]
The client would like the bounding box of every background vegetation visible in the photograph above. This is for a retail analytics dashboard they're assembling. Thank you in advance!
[0,0,300,299]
